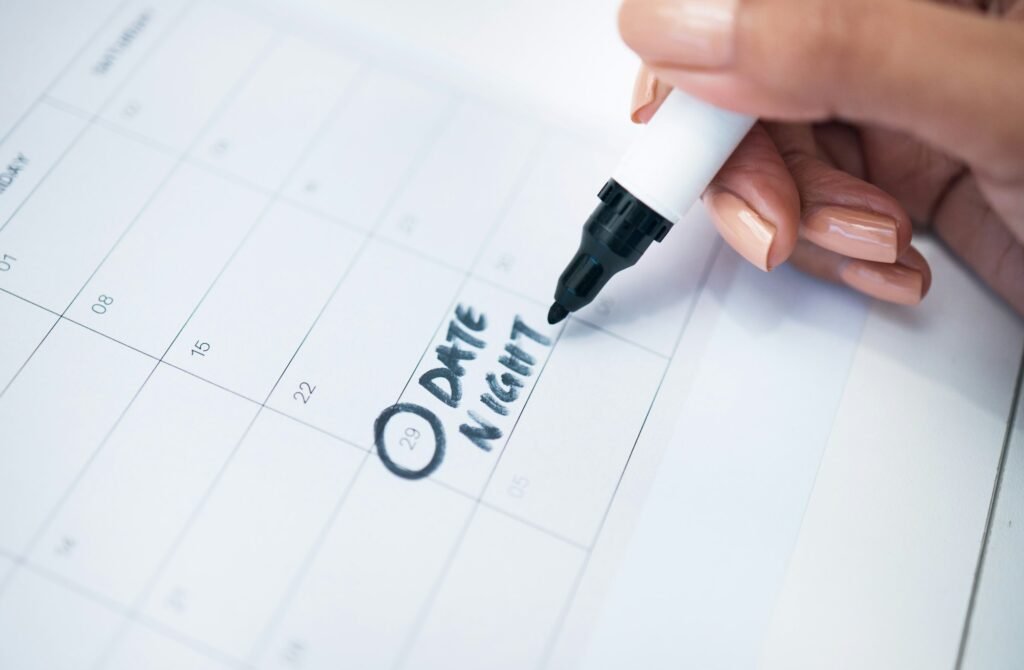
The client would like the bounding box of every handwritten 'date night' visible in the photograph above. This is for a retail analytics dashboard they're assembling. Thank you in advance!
[374,306,552,480]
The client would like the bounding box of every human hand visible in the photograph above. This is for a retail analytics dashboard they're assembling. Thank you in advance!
[620,0,1024,313]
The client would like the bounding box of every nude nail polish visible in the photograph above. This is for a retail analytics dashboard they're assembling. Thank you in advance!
[839,259,924,305]
[705,189,776,271]
[803,207,899,263]
[621,0,739,68]
[630,66,661,123]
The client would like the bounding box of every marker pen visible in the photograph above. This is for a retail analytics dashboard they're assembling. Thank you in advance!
[546,89,756,324]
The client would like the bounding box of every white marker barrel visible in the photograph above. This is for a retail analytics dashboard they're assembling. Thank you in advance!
[612,88,756,224]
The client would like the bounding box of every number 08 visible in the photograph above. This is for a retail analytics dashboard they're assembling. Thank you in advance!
[91,294,113,314]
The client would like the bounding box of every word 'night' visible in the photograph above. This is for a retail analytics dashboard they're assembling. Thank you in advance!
[374,305,551,480]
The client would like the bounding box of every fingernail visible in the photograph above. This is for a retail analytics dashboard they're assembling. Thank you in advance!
[630,66,661,123]
[839,260,924,305]
[897,246,932,297]
[621,0,739,69]
[705,189,777,271]
[803,206,899,263]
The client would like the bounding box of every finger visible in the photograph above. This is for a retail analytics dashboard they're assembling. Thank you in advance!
[630,64,673,123]
[844,125,966,227]
[618,0,1024,178]
[702,124,801,270]
[768,123,913,263]
[932,174,1024,314]
[832,0,1024,226]
[810,122,866,180]
[790,240,932,305]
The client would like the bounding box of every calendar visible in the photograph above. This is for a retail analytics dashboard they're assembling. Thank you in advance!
[1,1,1022,669]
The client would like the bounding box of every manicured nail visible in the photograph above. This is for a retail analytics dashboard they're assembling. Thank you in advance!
[839,259,924,305]
[896,246,932,297]
[621,0,739,69]
[803,206,899,263]
[626,66,659,123]
[705,189,777,271]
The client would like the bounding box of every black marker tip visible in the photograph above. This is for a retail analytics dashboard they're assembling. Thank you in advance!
[547,302,569,325]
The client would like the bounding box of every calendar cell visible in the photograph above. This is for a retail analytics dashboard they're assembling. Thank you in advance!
[0,321,153,554]
[0,569,121,670]
[143,410,363,658]
[268,239,462,447]
[50,0,190,115]
[105,623,229,670]
[378,100,539,268]
[166,202,364,401]
[259,459,472,670]
[282,69,450,229]
[404,507,583,670]
[191,35,360,191]
[31,364,257,606]
[101,3,275,151]
[0,123,173,312]
[66,164,267,356]
[0,104,84,227]
[392,278,559,496]
[483,319,665,547]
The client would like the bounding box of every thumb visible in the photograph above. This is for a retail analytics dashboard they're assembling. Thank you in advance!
[618,0,1024,179]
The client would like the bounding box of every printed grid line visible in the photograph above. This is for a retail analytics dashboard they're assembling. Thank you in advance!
[0,5,284,669]
[1,269,635,564]
[0,0,200,401]
[391,321,570,670]
[244,92,472,666]
[6,16,287,577]
[28,93,675,362]
[20,558,248,670]
[0,1,189,237]
[537,237,726,669]
[0,3,249,655]
[85,45,379,670]
[2,302,593,555]
[0,100,685,670]
[955,342,1024,669]
[0,3,707,670]
[113,69,461,669]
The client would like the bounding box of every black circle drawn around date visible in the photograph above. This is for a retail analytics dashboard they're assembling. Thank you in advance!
[374,402,446,480]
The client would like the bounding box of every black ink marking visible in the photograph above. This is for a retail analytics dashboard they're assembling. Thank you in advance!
[480,393,509,416]
[373,305,552,479]
[499,343,535,376]
[419,368,461,408]
[375,403,446,480]
[446,321,486,349]
[511,315,551,346]
[487,372,522,403]
[435,341,475,377]
[459,411,502,452]
[456,304,486,331]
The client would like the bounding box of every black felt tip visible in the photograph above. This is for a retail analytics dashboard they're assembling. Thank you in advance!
[547,302,569,325]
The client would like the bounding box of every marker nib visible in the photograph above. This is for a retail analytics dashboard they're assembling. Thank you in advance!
[547,302,569,325]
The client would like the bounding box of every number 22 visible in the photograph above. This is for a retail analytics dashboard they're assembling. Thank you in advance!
[294,382,316,404]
